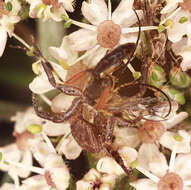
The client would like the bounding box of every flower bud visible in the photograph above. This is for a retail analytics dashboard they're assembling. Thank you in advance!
[170,67,191,88]
[162,86,185,105]
[149,64,166,88]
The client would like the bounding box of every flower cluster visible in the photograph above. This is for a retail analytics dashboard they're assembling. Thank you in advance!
[1,0,191,190]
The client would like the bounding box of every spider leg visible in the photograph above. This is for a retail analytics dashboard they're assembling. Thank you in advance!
[104,144,134,179]
[41,61,83,96]
[32,93,82,123]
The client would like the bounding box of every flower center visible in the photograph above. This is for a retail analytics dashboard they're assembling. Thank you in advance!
[92,180,101,190]
[179,0,191,12]
[44,170,57,188]
[158,172,183,190]
[138,121,166,143]
[97,20,121,49]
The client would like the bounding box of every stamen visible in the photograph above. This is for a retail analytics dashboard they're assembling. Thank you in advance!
[70,19,97,31]
[7,160,45,175]
[160,7,182,25]
[136,166,160,183]
[183,180,191,186]
[12,33,30,49]
[41,132,57,153]
[73,44,100,64]
[40,94,52,106]
[127,63,141,80]
[122,26,158,34]
[169,151,176,172]
[108,0,112,20]
[12,173,19,187]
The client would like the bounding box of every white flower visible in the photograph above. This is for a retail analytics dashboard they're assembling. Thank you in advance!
[0,26,7,57]
[131,143,191,190]
[56,133,82,160]
[96,147,137,176]
[0,143,33,186]
[43,154,70,190]
[172,37,191,71]
[0,0,21,56]
[21,175,50,190]
[159,130,190,153]
[26,0,74,21]
[29,61,66,94]
[66,0,159,67]
[160,0,183,14]
[113,127,140,149]
[76,168,117,190]
[49,36,78,69]
[160,6,191,44]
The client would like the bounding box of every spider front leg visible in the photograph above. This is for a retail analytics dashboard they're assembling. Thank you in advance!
[41,61,83,96]
[32,93,82,123]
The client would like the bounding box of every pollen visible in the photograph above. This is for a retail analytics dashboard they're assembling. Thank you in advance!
[158,172,183,190]
[97,20,121,49]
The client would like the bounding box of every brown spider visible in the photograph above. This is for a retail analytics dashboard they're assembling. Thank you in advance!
[31,9,171,178]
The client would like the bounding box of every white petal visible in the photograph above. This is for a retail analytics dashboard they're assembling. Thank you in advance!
[0,26,7,57]
[22,175,48,189]
[49,6,67,22]
[187,23,191,45]
[29,72,54,94]
[50,167,70,190]
[167,9,190,43]
[149,153,168,178]
[67,29,97,51]
[84,46,107,68]
[113,127,140,149]
[81,0,108,26]
[160,1,181,14]
[130,178,157,190]
[162,112,188,129]
[118,146,137,166]
[11,107,42,134]
[97,157,124,175]
[49,36,78,65]
[180,51,191,71]
[84,168,101,181]
[16,150,32,178]
[159,130,191,153]
[112,0,143,27]
[32,142,54,166]
[29,62,67,94]
[171,37,188,54]
[43,121,71,136]
[174,153,191,180]
[76,180,92,190]
[138,144,163,173]
[60,0,74,12]
[56,134,82,160]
